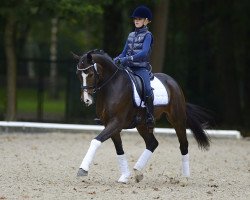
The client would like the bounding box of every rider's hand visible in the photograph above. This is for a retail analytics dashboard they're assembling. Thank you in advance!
[120,57,128,65]
[113,57,120,64]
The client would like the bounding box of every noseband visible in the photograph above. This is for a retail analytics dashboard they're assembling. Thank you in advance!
[77,61,119,94]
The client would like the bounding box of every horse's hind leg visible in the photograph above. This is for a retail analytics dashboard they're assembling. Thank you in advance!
[111,134,130,183]
[167,111,190,177]
[134,125,159,182]
[175,126,190,177]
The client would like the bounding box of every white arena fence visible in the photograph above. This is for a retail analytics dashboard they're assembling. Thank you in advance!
[0,121,241,139]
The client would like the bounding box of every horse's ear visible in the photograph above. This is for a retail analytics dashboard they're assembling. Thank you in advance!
[71,51,80,60]
[87,52,92,62]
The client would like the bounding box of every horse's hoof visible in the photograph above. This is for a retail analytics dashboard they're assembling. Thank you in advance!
[134,169,143,183]
[180,177,189,187]
[77,168,88,177]
[118,174,130,184]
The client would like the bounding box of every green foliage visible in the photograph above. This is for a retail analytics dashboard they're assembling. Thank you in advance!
[0,0,105,23]
[16,88,65,114]
[1,0,250,131]
[0,88,5,114]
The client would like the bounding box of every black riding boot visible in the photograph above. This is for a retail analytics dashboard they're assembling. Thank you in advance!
[145,95,155,129]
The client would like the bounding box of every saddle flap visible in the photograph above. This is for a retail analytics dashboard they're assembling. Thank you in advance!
[126,70,144,100]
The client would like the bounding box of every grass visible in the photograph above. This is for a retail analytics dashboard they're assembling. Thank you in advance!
[18,88,65,114]
[0,88,4,112]
[0,88,65,116]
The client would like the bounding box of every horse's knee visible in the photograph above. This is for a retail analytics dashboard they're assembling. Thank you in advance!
[146,139,159,152]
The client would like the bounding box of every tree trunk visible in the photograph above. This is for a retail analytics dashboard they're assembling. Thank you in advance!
[151,0,170,72]
[232,0,249,127]
[49,18,59,99]
[215,0,242,126]
[103,4,123,57]
[4,15,17,121]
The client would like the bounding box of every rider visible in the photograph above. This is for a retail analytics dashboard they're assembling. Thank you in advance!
[114,5,155,128]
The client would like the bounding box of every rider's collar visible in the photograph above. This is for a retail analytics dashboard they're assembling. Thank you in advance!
[135,26,148,33]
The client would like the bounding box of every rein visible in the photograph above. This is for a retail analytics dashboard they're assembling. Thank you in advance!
[78,62,119,94]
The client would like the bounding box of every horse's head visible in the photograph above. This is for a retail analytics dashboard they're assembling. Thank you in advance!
[73,51,101,106]
[73,49,120,106]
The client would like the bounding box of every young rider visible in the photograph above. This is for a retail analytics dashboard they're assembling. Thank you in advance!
[114,5,154,128]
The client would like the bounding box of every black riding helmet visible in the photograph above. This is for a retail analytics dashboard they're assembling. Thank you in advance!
[131,5,152,21]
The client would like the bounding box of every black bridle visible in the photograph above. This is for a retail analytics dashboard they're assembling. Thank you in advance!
[77,61,119,94]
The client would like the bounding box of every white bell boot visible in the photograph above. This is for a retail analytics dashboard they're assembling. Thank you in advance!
[182,153,190,177]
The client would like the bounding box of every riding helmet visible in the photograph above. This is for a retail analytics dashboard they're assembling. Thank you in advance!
[131,5,152,21]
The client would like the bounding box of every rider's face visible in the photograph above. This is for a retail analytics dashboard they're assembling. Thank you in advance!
[134,18,149,28]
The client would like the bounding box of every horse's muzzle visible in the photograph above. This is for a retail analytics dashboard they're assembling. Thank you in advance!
[81,90,93,106]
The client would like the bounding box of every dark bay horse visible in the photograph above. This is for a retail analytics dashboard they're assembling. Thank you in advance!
[74,49,211,183]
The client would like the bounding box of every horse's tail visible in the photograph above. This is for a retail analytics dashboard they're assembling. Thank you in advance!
[186,103,212,150]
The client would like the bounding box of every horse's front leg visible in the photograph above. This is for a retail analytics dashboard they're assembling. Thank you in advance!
[111,134,130,183]
[77,120,122,177]
[77,139,101,176]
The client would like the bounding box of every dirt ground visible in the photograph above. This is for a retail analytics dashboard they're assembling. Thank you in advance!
[0,132,249,200]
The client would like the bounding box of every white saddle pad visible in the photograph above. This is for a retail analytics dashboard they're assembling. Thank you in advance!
[132,76,169,107]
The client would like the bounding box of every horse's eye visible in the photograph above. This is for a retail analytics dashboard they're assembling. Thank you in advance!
[88,72,94,77]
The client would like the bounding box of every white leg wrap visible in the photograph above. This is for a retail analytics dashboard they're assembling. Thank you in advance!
[133,149,153,171]
[80,139,101,171]
[117,154,131,183]
[182,153,190,177]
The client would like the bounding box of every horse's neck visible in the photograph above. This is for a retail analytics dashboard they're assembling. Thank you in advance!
[93,54,116,72]
[93,55,131,115]
[93,54,131,90]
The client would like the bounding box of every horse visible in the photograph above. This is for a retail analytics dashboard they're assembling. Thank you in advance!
[73,49,212,183]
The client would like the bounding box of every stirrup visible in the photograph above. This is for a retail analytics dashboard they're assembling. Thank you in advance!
[94,118,103,125]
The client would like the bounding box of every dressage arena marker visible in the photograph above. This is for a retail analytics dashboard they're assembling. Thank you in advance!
[0,121,241,139]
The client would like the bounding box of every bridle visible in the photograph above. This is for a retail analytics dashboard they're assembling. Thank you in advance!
[77,60,119,94]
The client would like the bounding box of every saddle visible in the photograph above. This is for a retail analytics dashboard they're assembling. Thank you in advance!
[125,68,154,101]
[126,70,144,101]
[125,69,169,108]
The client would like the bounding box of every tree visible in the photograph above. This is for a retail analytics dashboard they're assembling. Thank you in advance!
[151,0,170,73]
[1,0,36,120]
[4,14,17,120]
[49,17,59,99]
[102,3,124,57]
[0,0,104,120]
